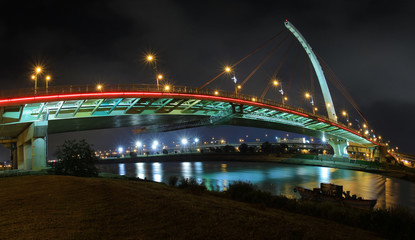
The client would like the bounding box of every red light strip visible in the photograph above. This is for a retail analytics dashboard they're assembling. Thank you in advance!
[0,91,309,117]
[317,118,378,145]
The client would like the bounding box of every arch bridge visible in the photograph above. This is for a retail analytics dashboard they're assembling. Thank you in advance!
[0,84,380,170]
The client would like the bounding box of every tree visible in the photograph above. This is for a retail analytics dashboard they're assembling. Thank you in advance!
[223,145,235,153]
[261,141,272,154]
[239,143,248,153]
[53,139,99,177]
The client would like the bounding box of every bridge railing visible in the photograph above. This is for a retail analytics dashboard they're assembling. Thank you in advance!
[0,84,354,133]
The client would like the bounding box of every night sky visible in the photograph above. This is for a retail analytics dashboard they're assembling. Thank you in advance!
[0,0,414,157]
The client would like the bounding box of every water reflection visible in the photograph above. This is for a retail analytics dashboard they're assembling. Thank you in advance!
[118,163,125,176]
[97,161,415,211]
[135,163,145,179]
[181,162,192,179]
[152,162,162,182]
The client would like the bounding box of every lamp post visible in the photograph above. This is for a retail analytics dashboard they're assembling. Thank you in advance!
[277,81,286,106]
[342,110,349,123]
[45,75,51,94]
[146,54,163,90]
[136,141,142,155]
[305,92,315,114]
[31,66,42,95]
[157,74,163,90]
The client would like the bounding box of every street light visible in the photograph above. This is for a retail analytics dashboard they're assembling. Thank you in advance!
[45,75,51,94]
[157,74,163,90]
[305,92,315,114]
[342,110,349,123]
[273,80,279,86]
[146,54,163,90]
[276,81,285,105]
[136,141,142,155]
[31,66,42,95]
[97,84,103,91]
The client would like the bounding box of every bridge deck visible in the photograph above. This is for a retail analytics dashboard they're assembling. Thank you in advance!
[0,84,377,146]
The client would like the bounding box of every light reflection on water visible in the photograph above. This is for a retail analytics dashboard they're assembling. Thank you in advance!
[97,161,415,211]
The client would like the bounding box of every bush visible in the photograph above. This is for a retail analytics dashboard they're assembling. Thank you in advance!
[239,143,248,153]
[226,181,273,204]
[177,177,206,192]
[168,175,179,186]
[52,139,99,177]
[261,141,272,153]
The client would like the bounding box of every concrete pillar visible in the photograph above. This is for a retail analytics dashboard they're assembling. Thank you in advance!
[17,144,24,169]
[16,121,48,170]
[23,142,32,170]
[32,137,47,170]
[10,143,17,169]
[328,138,348,158]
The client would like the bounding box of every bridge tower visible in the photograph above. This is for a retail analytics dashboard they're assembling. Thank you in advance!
[285,20,349,157]
[284,20,337,122]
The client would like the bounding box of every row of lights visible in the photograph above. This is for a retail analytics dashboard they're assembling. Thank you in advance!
[117,138,200,153]
[31,66,52,94]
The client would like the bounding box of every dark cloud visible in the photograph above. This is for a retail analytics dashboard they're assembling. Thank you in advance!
[0,0,414,154]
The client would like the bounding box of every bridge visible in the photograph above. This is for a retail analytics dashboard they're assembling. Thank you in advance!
[0,20,389,170]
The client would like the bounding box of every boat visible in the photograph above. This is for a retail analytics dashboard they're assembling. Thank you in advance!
[294,183,377,210]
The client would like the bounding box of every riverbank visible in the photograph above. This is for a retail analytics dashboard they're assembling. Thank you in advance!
[0,175,384,239]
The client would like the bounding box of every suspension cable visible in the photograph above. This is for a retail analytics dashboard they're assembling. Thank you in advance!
[317,54,369,125]
[260,40,295,99]
[198,28,287,90]
[240,34,289,88]
[285,47,302,95]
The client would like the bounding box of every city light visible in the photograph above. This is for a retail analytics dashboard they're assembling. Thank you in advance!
[164,85,170,91]
[97,84,102,90]
[118,147,123,153]
[153,140,159,146]
[225,66,231,72]
[194,138,199,143]
[214,90,219,95]
[136,141,142,147]
[181,138,188,145]
[273,80,279,86]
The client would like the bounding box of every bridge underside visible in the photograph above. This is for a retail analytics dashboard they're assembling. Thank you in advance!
[0,93,378,170]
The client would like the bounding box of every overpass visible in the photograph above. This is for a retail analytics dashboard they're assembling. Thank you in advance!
[0,84,381,170]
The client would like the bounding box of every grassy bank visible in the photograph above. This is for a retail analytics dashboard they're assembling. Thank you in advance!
[0,175,384,240]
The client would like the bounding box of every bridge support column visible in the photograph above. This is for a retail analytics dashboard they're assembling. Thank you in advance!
[16,121,48,170]
[328,139,348,158]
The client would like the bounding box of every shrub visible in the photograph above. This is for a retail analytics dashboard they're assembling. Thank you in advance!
[52,139,99,177]
[177,177,206,192]
[239,143,248,153]
[168,175,179,186]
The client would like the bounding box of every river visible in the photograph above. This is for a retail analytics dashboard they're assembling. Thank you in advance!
[96,161,415,211]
